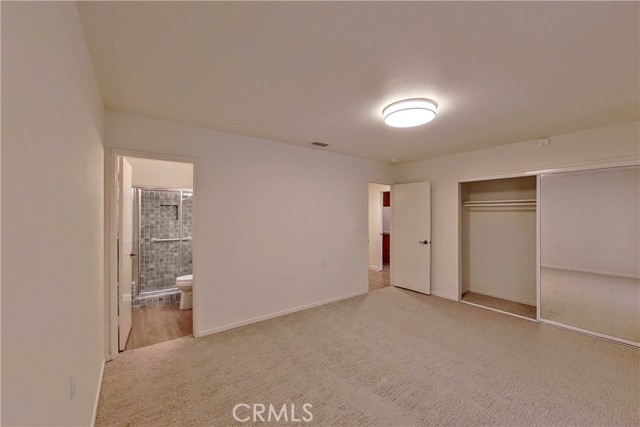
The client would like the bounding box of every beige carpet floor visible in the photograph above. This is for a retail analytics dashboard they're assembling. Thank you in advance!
[97,287,640,427]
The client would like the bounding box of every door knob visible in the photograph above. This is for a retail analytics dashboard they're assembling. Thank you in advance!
[419,240,430,245]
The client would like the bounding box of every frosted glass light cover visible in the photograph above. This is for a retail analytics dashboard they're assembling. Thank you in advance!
[383,99,438,128]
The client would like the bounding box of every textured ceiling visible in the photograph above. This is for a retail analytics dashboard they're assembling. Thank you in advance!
[78,2,639,162]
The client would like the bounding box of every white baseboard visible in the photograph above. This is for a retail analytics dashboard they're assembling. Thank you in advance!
[541,265,640,280]
[368,265,382,271]
[195,291,368,338]
[91,359,105,427]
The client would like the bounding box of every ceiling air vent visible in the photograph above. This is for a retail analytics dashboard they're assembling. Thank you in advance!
[311,142,329,148]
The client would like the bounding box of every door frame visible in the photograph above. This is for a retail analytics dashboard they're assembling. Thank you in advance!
[106,148,197,361]
[379,190,387,270]
[368,182,393,285]
[117,157,134,351]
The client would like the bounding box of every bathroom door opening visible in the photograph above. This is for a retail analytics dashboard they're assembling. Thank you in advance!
[108,151,196,359]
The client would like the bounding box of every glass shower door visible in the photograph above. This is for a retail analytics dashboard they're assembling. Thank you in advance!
[139,189,183,294]
[181,191,193,276]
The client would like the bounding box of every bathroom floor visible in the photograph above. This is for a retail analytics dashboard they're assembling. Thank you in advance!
[125,304,193,351]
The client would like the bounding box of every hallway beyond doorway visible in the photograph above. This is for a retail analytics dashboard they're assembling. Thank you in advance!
[369,264,390,291]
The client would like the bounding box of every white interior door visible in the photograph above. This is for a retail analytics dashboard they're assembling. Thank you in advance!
[392,181,432,294]
[118,157,133,351]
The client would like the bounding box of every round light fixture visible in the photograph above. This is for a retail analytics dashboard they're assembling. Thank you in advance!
[383,98,438,128]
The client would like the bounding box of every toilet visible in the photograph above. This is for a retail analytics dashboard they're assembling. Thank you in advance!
[176,274,193,310]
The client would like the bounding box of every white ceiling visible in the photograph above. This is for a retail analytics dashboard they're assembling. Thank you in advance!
[78,2,639,163]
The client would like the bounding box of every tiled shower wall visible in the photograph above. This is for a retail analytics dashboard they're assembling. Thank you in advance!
[136,189,193,304]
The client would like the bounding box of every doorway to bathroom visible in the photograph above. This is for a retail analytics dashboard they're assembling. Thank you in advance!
[109,152,195,357]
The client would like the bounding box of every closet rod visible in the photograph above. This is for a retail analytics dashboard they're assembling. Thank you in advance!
[464,203,536,207]
[463,199,536,205]
[466,205,536,209]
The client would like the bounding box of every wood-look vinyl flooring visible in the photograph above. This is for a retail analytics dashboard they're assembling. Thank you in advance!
[369,264,390,291]
[462,291,537,319]
[125,304,192,351]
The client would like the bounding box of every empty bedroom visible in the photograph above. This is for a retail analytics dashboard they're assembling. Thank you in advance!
[2,1,639,426]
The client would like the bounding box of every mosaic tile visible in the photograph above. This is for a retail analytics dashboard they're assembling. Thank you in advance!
[138,190,193,296]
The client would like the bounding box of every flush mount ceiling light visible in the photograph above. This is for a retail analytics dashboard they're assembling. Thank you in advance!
[383,98,438,128]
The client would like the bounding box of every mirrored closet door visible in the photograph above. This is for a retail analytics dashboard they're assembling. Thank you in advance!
[539,165,640,345]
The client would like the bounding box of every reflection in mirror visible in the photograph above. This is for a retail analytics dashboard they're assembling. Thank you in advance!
[540,166,640,344]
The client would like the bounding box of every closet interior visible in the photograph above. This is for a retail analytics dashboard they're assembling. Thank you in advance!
[460,176,537,319]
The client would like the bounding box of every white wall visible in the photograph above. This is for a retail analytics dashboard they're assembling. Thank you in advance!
[126,156,194,189]
[463,211,537,305]
[541,167,640,278]
[2,3,105,426]
[368,183,390,270]
[394,121,640,300]
[106,111,394,336]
